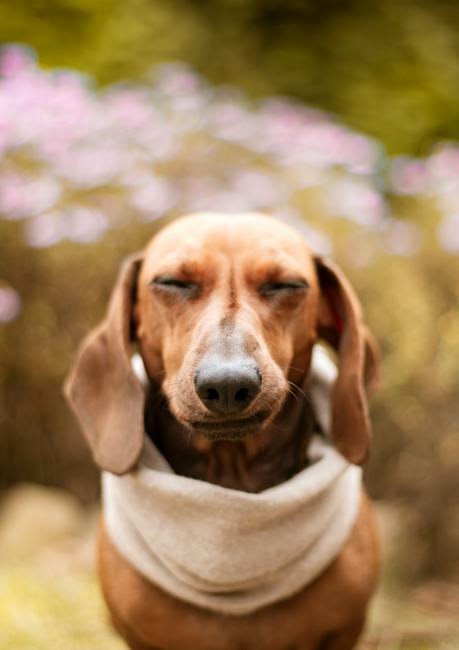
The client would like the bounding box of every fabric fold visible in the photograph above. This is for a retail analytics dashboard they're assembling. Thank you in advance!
[102,346,362,615]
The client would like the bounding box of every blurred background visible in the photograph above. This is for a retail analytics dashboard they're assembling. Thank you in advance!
[0,1,458,648]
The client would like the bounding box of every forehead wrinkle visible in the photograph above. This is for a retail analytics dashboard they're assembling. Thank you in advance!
[227,264,239,311]
[247,251,310,279]
[218,263,238,331]
[144,251,206,278]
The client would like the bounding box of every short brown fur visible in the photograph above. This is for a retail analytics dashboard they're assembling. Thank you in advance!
[65,212,380,649]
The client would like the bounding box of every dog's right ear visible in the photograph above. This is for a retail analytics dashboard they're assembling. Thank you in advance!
[314,256,380,465]
[64,253,145,475]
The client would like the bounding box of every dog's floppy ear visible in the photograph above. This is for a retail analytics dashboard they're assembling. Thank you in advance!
[64,253,145,475]
[314,256,379,465]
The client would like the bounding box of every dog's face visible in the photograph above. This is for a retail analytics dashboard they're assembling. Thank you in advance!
[135,213,319,440]
[65,212,379,475]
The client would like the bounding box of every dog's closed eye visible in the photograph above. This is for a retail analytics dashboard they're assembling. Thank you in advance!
[150,276,201,298]
[259,279,310,297]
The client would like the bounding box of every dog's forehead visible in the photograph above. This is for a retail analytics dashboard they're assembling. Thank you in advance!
[143,213,312,265]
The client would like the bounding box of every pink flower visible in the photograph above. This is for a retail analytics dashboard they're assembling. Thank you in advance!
[64,206,109,243]
[232,170,287,208]
[325,179,386,226]
[390,158,428,195]
[438,214,459,253]
[0,45,35,77]
[129,176,177,218]
[0,286,22,322]
[428,145,459,192]
[0,43,393,256]
[154,64,202,97]
[0,173,61,219]
[25,212,63,247]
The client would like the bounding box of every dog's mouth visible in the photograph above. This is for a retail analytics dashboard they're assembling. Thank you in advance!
[190,410,270,440]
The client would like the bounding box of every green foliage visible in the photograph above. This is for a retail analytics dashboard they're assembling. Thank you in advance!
[2,0,459,152]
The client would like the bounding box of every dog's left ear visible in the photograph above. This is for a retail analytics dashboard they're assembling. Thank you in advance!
[64,253,145,475]
[314,256,380,464]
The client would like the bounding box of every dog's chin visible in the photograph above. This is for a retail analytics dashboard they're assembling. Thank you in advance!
[177,409,273,441]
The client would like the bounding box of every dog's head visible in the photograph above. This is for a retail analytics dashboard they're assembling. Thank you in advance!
[65,212,379,474]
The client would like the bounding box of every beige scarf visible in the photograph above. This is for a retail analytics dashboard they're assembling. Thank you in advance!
[102,348,362,615]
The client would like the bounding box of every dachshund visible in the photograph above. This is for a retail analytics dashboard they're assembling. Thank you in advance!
[65,212,380,650]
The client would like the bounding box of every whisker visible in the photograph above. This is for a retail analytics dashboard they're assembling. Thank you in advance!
[288,365,309,373]
[284,386,300,403]
[260,372,310,404]
[286,380,311,403]
[257,396,276,414]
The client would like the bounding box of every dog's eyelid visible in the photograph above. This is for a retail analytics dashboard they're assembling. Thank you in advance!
[259,279,310,295]
[149,276,201,294]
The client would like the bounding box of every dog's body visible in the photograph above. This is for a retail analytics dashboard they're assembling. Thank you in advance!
[65,213,380,650]
[98,493,378,650]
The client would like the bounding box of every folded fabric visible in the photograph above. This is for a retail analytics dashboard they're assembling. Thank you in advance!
[103,347,362,615]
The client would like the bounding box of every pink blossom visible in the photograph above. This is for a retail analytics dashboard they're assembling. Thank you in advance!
[154,64,202,97]
[2,44,434,260]
[427,145,459,192]
[180,177,221,212]
[325,179,386,226]
[104,87,157,132]
[0,286,22,322]
[0,173,61,219]
[25,212,63,247]
[209,97,255,144]
[389,158,428,195]
[53,144,129,188]
[438,213,459,253]
[0,45,35,77]
[64,206,109,243]
[232,170,287,208]
[129,176,178,218]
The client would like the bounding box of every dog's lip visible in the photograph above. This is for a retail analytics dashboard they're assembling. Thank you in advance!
[190,410,268,432]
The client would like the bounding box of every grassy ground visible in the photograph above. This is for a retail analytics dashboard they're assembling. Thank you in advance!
[0,485,458,650]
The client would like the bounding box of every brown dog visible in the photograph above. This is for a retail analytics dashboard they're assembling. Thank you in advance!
[65,212,380,650]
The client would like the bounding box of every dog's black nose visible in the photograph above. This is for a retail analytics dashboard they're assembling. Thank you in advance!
[194,357,261,415]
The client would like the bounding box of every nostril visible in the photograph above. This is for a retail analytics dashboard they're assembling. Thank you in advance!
[194,358,261,414]
[205,387,220,401]
[234,387,250,403]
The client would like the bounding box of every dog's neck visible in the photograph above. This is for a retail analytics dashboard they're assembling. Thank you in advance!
[144,389,315,493]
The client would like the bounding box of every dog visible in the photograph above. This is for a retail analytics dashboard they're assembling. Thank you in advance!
[65,212,380,650]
